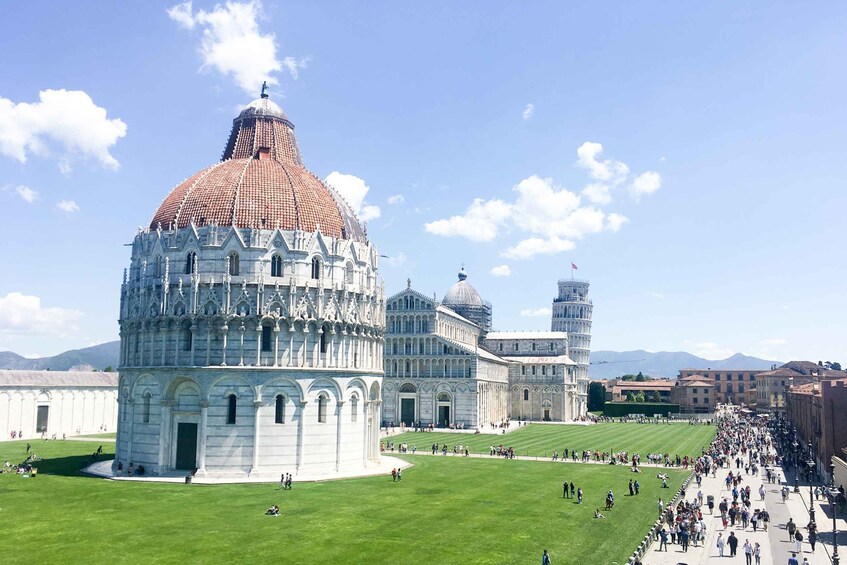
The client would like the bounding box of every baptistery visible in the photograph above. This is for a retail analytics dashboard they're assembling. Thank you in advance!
[114,92,384,478]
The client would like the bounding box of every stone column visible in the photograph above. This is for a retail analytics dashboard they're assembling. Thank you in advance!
[195,400,209,477]
[250,399,262,476]
[220,324,229,366]
[335,400,346,471]
[296,400,308,473]
[157,398,172,474]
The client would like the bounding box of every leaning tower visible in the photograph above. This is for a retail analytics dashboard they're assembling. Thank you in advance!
[551,279,592,381]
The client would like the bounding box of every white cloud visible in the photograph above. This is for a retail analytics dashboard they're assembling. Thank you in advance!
[502,236,575,260]
[381,252,407,267]
[605,213,629,232]
[325,171,381,222]
[693,341,735,360]
[57,199,80,213]
[659,156,667,163]
[577,142,629,184]
[424,198,512,242]
[167,1,305,95]
[58,156,72,175]
[387,194,405,205]
[0,292,81,338]
[630,171,661,199]
[522,103,535,120]
[0,89,126,169]
[520,307,552,317]
[15,185,37,203]
[489,264,511,277]
[582,182,611,205]
[427,141,658,259]
[649,292,665,299]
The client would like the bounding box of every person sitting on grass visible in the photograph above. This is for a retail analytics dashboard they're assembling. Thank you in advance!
[266,505,280,516]
[594,508,605,519]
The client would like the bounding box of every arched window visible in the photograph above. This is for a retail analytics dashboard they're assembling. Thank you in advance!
[275,394,285,424]
[185,251,196,275]
[532,342,536,351]
[227,394,237,424]
[261,325,273,352]
[228,252,240,276]
[182,325,192,351]
[311,256,321,280]
[351,394,359,422]
[345,262,354,284]
[143,392,151,423]
[523,389,529,401]
[271,254,283,277]
[317,394,328,423]
[320,329,327,353]
[514,342,519,351]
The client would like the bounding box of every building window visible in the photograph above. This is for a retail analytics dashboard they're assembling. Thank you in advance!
[320,330,327,353]
[318,394,328,423]
[531,366,536,376]
[704,397,709,404]
[345,263,354,284]
[227,394,237,424]
[275,394,285,424]
[261,325,273,352]
[693,397,699,404]
[351,395,358,422]
[514,342,519,351]
[182,325,192,351]
[185,251,196,274]
[311,257,321,280]
[523,389,529,401]
[552,366,556,376]
[715,375,721,381]
[549,343,554,351]
[271,254,283,277]
[228,252,240,276]
[143,392,151,424]
[521,366,526,376]
[498,343,503,352]
[542,366,546,376]
[532,342,536,351]
[739,383,745,393]
[692,388,698,394]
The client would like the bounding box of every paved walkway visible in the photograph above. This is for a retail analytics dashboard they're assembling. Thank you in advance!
[640,460,846,565]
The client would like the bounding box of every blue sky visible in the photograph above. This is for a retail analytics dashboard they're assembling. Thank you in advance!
[1,1,846,362]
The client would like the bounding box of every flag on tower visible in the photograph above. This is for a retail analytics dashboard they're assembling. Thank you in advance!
[571,263,578,270]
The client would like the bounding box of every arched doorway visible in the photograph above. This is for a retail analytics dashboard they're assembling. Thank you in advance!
[436,392,452,427]
[398,383,417,426]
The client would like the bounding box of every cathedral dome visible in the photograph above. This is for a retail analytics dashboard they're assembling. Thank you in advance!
[149,94,365,242]
[442,268,484,307]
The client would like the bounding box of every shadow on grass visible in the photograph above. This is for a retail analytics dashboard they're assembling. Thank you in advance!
[34,454,110,478]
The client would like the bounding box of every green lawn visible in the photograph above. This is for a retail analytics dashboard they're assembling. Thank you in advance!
[76,432,117,439]
[388,422,716,460]
[0,439,690,564]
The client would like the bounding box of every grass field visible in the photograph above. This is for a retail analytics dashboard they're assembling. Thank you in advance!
[387,422,716,460]
[0,438,690,564]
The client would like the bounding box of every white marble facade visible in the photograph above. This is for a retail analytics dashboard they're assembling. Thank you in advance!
[115,224,385,478]
[0,371,118,440]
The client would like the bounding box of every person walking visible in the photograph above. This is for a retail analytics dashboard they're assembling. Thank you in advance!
[787,517,796,541]
[658,528,668,552]
[807,521,817,552]
[743,539,753,565]
[541,549,551,565]
[679,527,689,552]
[563,481,568,498]
[728,531,738,557]
[788,552,799,565]
[793,529,803,554]
[577,487,583,504]
[716,532,725,556]
[753,542,761,565]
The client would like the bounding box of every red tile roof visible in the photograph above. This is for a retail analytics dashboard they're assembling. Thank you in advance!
[149,98,364,241]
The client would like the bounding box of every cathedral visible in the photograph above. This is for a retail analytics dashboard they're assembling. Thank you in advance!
[114,92,384,478]
[381,269,589,428]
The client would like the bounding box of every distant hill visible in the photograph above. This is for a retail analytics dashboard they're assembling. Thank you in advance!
[0,341,120,371]
[589,350,780,380]
[0,341,780,379]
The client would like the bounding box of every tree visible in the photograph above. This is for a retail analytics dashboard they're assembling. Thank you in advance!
[103,366,114,372]
[634,391,646,403]
[588,381,606,411]
[627,392,636,402]
[635,371,647,382]
[620,374,636,381]
[651,391,661,403]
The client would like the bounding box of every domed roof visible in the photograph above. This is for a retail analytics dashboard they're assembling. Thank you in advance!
[442,267,484,307]
[149,94,365,242]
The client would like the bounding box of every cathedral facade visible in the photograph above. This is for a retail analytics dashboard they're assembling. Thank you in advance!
[115,94,384,478]
[382,270,587,428]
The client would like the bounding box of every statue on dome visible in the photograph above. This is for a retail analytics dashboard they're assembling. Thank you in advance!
[261,81,269,98]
